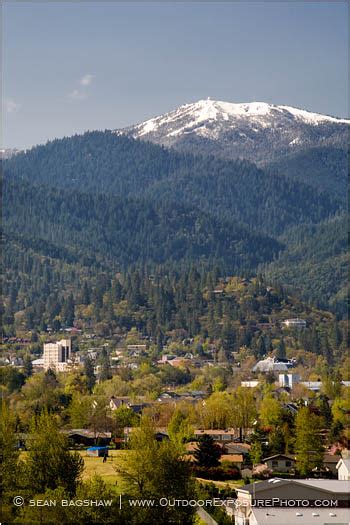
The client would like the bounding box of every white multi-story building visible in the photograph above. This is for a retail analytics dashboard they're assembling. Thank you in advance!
[43,339,71,371]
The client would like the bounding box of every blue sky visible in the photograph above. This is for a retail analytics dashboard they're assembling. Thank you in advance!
[3,1,348,149]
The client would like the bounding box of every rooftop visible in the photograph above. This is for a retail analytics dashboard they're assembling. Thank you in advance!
[238,478,350,495]
[263,454,295,462]
[194,429,236,435]
[248,507,349,525]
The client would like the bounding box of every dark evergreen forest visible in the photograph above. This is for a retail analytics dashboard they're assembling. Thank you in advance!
[3,131,348,332]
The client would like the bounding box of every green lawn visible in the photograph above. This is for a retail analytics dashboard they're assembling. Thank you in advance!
[78,450,127,493]
[20,449,127,493]
[20,450,248,494]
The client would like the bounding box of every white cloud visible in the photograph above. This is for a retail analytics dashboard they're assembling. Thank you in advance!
[68,74,95,101]
[69,89,88,101]
[80,74,94,86]
[4,98,21,113]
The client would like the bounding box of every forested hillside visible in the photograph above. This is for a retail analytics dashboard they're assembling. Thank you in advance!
[3,239,345,370]
[265,146,348,200]
[3,131,347,316]
[5,132,341,235]
[4,176,281,269]
[263,214,348,317]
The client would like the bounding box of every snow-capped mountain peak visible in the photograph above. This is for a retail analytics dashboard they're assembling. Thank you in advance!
[116,99,349,163]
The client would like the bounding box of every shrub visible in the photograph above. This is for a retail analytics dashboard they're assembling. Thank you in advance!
[192,465,241,481]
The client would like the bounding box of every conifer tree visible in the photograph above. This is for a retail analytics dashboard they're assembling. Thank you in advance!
[83,356,96,392]
[276,337,286,360]
[194,434,221,467]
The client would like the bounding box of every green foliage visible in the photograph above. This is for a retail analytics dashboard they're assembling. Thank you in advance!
[3,130,346,321]
[17,370,66,421]
[15,478,129,525]
[116,417,196,524]
[4,176,281,271]
[73,475,125,524]
[112,405,139,438]
[295,407,323,476]
[22,354,33,378]
[0,401,24,520]
[5,131,340,236]
[25,411,84,495]
[264,213,348,316]
[249,440,263,465]
[193,435,222,468]
[98,348,112,381]
[0,367,25,393]
[276,337,286,360]
[259,396,283,428]
[168,410,193,445]
[266,146,348,200]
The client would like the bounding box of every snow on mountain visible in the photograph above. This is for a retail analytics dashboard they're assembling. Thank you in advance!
[116,99,349,163]
[0,148,21,160]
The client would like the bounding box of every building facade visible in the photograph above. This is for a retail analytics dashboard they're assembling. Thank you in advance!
[43,338,71,371]
[233,478,349,525]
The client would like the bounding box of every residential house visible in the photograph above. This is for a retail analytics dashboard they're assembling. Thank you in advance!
[124,426,169,442]
[281,318,307,329]
[194,429,238,442]
[241,380,260,388]
[63,429,111,446]
[336,458,350,480]
[300,381,323,392]
[263,454,296,473]
[185,442,200,454]
[157,391,180,402]
[282,403,299,416]
[223,442,251,457]
[32,357,44,369]
[109,396,131,410]
[322,454,342,476]
[183,442,243,468]
[272,386,291,398]
[220,454,244,469]
[168,357,198,368]
[178,390,206,399]
[126,344,147,353]
[158,354,177,364]
[128,402,151,414]
[8,356,24,367]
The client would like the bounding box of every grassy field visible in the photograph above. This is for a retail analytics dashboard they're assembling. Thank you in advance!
[78,450,127,493]
[19,449,127,493]
[78,453,246,493]
[20,450,247,494]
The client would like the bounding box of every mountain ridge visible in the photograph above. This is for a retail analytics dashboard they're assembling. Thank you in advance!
[117,98,349,164]
[3,119,347,314]
[4,131,341,236]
